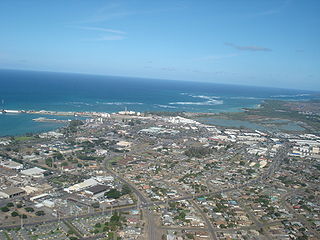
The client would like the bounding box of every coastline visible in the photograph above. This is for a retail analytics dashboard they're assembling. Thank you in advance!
[1,98,320,138]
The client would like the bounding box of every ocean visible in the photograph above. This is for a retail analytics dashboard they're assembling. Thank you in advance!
[0,69,318,136]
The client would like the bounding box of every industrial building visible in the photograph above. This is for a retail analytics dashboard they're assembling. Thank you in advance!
[84,184,109,198]
[0,187,25,198]
[21,167,46,178]
[0,160,23,170]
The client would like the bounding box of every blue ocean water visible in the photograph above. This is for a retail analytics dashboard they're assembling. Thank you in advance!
[0,69,319,136]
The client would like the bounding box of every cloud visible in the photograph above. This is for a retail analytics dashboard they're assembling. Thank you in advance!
[75,26,126,35]
[73,2,134,24]
[72,25,126,41]
[85,35,126,41]
[225,42,272,52]
[161,67,176,71]
[76,2,185,24]
[249,0,291,17]
[195,53,239,61]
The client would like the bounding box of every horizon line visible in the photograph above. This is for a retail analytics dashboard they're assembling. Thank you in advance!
[0,67,319,93]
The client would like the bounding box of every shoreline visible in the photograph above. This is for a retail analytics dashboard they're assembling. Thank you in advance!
[1,98,320,137]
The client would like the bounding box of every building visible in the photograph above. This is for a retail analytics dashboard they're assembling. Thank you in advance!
[64,178,98,193]
[21,167,46,178]
[84,184,109,198]
[0,160,23,170]
[0,187,25,198]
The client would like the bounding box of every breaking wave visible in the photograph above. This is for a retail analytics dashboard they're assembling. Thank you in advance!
[96,101,143,105]
[228,96,264,100]
[174,93,223,105]
[155,104,178,109]
[169,100,223,106]
[66,101,94,106]
[271,94,311,98]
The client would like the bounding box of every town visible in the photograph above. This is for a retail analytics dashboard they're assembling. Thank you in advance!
[0,110,319,240]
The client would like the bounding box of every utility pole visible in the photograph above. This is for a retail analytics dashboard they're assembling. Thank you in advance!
[193,184,195,199]
[20,215,23,229]
[102,204,105,215]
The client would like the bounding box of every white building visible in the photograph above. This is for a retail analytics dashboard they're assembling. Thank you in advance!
[21,167,46,178]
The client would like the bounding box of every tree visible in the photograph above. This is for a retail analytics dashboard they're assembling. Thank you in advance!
[186,233,194,239]
[53,152,64,160]
[105,189,121,199]
[121,184,132,195]
[1,207,9,212]
[91,202,100,209]
[25,207,34,212]
[45,158,53,167]
[184,146,213,158]
[35,210,45,216]
[61,161,68,167]
[11,211,19,217]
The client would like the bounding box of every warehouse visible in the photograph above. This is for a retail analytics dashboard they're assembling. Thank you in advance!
[0,160,23,170]
[84,184,109,198]
[64,178,98,193]
[21,167,46,178]
[0,187,25,198]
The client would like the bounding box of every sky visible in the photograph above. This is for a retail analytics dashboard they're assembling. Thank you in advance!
[0,0,319,90]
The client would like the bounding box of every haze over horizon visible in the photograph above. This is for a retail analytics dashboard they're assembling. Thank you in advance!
[0,0,319,91]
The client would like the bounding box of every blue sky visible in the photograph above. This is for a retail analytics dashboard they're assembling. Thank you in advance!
[0,0,319,90]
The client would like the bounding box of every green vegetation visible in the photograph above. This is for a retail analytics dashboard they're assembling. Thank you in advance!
[1,206,10,212]
[104,185,132,199]
[105,189,122,199]
[35,210,45,216]
[64,120,84,133]
[90,212,124,239]
[185,146,213,158]
[186,233,194,239]
[11,211,19,217]
[14,136,34,142]
[195,100,320,133]
[45,158,53,167]
[91,202,100,208]
[77,154,99,161]
[25,207,34,212]
[121,184,132,195]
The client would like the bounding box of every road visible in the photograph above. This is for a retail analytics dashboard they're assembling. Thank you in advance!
[104,166,159,240]
[190,200,217,240]
[0,204,136,230]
